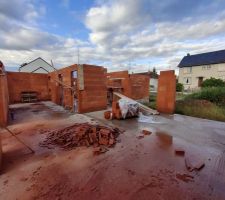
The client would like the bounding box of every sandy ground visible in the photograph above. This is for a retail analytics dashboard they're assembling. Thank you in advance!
[0,101,225,200]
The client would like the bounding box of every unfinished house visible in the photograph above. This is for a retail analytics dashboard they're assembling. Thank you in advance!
[2,60,224,200]
[0,64,107,127]
[107,70,150,105]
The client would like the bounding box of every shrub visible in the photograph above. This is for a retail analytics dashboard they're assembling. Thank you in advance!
[185,87,225,105]
[202,77,225,87]
[176,83,184,92]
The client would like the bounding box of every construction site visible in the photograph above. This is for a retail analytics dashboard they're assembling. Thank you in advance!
[0,61,225,200]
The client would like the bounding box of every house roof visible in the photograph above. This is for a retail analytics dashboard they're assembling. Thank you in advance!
[178,49,225,68]
[19,57,57,71]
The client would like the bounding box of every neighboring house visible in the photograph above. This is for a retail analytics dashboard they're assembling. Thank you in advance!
[135,71,158,91]
[178,50,225,90]
[19,57,55,73]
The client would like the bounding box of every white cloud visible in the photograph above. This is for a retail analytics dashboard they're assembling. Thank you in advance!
[1,0,225,74]
[84,0,225,72]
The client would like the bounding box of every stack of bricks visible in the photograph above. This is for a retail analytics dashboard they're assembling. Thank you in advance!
[112,101,122,119]
[39,123,123,153]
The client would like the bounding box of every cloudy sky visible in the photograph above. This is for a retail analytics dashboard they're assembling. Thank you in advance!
[1,0,225,73]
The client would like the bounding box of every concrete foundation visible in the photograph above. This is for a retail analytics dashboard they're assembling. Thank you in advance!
[0,102,225,199]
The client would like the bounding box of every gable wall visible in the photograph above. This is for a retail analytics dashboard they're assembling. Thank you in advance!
[19,58,54,73]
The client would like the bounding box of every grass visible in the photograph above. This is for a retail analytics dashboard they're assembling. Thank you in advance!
[143,93,157,109]
[176,99,225,122]
[144,92,225,122]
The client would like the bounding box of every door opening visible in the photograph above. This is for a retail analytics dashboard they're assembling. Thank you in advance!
[198,77,203,87]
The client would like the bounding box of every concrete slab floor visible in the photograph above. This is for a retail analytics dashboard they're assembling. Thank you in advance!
[0,101,225,200]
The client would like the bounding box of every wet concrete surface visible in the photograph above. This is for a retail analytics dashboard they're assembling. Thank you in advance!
[0,102,225,200]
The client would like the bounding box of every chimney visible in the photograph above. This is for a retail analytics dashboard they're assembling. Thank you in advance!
[187,53,190,56]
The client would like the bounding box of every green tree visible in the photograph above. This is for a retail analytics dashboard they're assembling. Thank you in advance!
[176,83,184,92]
[202,77,225,88]
[151,67,158,78]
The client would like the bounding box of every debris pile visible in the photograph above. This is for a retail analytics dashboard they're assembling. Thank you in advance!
[137,129,152,139]
[39,123,123,153]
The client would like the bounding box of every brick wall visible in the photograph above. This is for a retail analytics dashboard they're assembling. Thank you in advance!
[0,62,9,170]
[156,70,176,114]
[49,64,107,113]
[107,71,131,97]
[0,136,2,171]
[79,64,107,113]
[7,72,50,103]
[107,71,150,101]
[48,64,76,108]
[0,64,9,127]
[130,74,149,101]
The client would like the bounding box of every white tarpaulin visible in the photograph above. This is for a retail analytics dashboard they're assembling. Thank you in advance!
[118,98,139,119]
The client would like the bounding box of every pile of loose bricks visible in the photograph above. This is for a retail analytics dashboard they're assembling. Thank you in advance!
[39,123,123,154]
[104,102,122,120]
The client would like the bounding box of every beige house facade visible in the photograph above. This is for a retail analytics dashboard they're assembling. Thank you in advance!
[178,50,225,90]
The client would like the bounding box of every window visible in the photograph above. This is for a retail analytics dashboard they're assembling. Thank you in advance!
[183,77,192,85]
[202,65,211,70]
[184,67,192,74]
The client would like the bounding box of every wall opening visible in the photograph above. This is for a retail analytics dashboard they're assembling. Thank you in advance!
[198,77,203,87]
[71,71,78,112]
[58,74,64,106]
